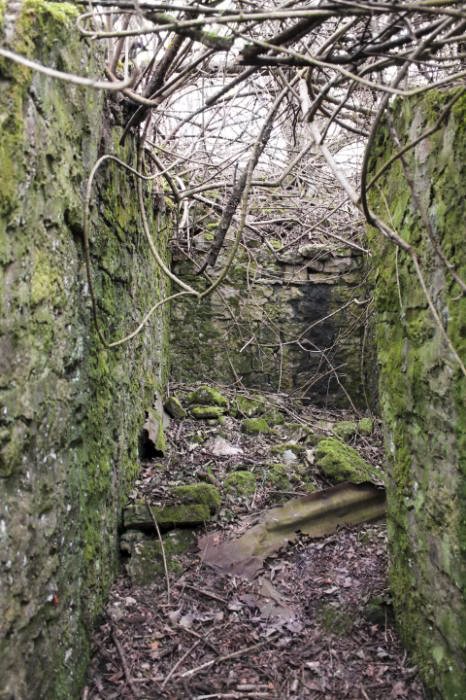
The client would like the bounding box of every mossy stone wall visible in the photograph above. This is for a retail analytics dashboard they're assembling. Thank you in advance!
[0,3,171,698]
[367,91,465,699]
[171,242,371,409]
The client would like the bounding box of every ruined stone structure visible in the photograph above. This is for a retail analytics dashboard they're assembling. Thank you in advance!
[0,3,464,699]
[368,91,465,699]
[0,3,171,697]
[171,241,372,409]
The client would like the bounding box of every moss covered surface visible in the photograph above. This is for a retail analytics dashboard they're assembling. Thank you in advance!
[241,417,271,435]
[124,503,210,530]
[316,603,354,635]
[358,417,373,435]
[271,443,306,458]
[0,4,171,697]
[190,405,227,419]
[332,420,358,441]
[164,395,186,419]
[235,394,266,417]
[265,463,290,491]
[224,471,256,496]
[367,91,466,698]
[172,483,221,513]
[187,385,228,407]
[316,438,379,484]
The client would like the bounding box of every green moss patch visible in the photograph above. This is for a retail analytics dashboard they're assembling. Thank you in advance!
[316,438,379,484]
[187,385,228,407]
[172,483,221,513]
[122,529,196,585]
[235,395,266,417]
[224,471,256,496]
[265,464,290,491]
[270,443,305,458]
[190,405,227,419]
[164,396,187,419]
[123,502,210,530]
[262,409,285,426]
[241,417,271,435]
[358,418,373,435]
[332,421,357,441]
[316,603,354,635]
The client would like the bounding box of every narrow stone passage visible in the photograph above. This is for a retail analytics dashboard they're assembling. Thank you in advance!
[85,385,425,700]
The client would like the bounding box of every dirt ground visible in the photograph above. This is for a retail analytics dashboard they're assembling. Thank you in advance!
[84,387,427,700]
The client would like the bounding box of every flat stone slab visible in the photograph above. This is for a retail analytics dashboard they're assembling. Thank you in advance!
[123,502,210,530]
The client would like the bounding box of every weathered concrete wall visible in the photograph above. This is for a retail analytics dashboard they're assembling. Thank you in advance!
[171,240,372,409]
[0,2,171,698]
[367,91,465,699]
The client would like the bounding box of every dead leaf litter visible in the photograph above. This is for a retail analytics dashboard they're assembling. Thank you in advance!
[84,386,426,700]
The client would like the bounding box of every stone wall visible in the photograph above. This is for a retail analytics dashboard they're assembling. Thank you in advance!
[171,239,372,409]
[367,91,465,699]
[0,3,171,698]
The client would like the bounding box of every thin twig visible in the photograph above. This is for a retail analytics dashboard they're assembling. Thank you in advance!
[179,638,275,679]
[146,502,171,604]
[108,616,140,698]
[161,639,201,689]
[181,625,221,655]
[179,582,228,605]
[0,47,134,90]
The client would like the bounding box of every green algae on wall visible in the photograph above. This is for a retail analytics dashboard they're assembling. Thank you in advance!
[367,91,466,699]
[0,3,172,698]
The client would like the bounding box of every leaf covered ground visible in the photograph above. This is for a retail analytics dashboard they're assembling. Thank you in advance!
[84,386,426,700]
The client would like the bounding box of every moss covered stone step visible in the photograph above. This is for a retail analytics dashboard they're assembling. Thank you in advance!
[123,502,210,530]
[171,483,221,513]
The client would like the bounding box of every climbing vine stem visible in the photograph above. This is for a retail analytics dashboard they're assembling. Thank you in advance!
[83,153,198,347]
